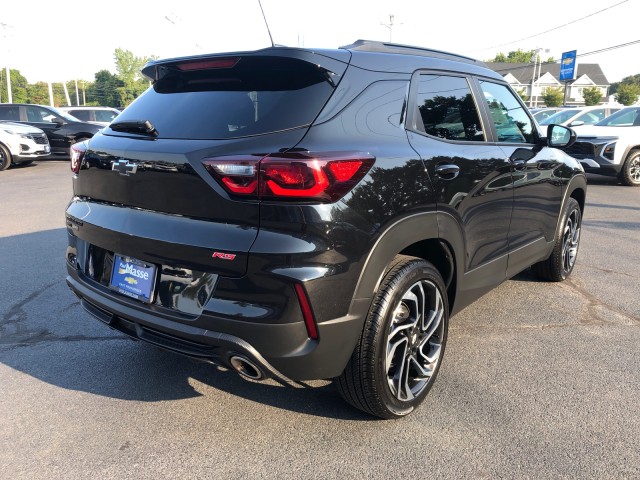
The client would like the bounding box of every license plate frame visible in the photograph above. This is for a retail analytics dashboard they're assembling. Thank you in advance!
[109,254,157,303]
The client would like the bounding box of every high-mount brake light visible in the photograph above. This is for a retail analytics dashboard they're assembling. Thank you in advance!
[70,141,88,174]
[176,57,240,71]
[202,152,374,203]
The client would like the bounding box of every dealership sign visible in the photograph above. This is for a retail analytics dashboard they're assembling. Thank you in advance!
[559,50,577,81]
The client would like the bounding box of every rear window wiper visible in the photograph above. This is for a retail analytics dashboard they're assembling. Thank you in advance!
[110,120,158,137]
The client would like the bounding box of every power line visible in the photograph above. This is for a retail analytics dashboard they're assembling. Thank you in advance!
[469,0,629,53]
[490,39,640,74]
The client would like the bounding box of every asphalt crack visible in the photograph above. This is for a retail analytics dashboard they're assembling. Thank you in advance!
[564,277,640,326]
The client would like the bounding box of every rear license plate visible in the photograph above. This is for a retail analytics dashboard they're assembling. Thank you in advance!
[110,255,157,303]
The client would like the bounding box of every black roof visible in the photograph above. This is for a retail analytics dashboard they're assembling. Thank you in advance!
[341,40,482,66]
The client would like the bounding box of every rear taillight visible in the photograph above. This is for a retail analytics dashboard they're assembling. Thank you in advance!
[202,151,374,203]
[70,141,88,174]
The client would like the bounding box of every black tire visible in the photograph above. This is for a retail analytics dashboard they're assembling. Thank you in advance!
[336,255,449,419]
[531,197,581,282]
[0,143,12,171]
[618,149,640,187]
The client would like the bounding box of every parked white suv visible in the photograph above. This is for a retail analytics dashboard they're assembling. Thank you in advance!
[562,106,640,186]
[538,105,620,135]
[0,121,51,170]
[58,106,121,126]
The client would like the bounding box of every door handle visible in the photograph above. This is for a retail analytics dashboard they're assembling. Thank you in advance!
[435,164,460,179]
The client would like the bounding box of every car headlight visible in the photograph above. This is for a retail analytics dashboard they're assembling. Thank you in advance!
[602,142,616,161]
[3,129,32,140]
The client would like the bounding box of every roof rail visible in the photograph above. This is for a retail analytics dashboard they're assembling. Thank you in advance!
[340,39,481,65]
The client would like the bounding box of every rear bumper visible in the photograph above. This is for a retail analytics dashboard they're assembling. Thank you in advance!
[65,243,369,382]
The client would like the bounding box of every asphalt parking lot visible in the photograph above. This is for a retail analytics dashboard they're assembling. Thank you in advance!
[1,160,639,478]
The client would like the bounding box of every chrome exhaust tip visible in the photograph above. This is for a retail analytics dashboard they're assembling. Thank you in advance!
[229,355,264,381]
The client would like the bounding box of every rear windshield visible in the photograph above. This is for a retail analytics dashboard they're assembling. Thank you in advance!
[108,56,335,140]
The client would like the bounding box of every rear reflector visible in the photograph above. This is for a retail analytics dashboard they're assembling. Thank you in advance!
[294,283,319,340]
[203,151,374,203]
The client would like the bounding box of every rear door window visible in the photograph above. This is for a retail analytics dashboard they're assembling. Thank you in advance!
[413,74,485,142]
[0,106,21,121]
[110,56,335,140]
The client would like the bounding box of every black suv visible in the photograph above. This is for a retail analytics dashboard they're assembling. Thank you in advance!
[0,104,103,157]
[65,40,586,418]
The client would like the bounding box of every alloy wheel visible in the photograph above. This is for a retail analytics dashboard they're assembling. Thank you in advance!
[385,280,444,401]
[562,208,581,274]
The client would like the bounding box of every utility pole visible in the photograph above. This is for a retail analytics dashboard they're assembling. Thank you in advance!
[75,79,80,106]
[381,14,401,42]
[1,23,14,103]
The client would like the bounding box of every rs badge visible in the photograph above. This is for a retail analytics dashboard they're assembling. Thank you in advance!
[212,252,236,261]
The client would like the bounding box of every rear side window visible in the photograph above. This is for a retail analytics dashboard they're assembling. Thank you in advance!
[110,56,335,140]
[0,106,20,121]
[414,74,485,142]
[69,110,91,121]
[479,81,535,143]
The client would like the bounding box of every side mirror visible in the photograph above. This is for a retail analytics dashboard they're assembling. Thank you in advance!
[547,124,576,148]
[569,120,584,127]
[52,117,64,126]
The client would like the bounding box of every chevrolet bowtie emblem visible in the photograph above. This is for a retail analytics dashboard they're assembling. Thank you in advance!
[112,159,138,176]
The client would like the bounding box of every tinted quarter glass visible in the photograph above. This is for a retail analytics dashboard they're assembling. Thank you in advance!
[0,106,20,121]
[70,110,91,121]
[479,81,535,143]
[95,110,118,122]
[415,74,484,141]
[111,56,334,140]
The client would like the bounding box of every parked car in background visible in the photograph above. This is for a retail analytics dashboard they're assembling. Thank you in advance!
[59,106,121,126]
[538,105,620,134]
[562,106,640,186]
[0,121,51,170]
[530,107,565,123]
[0,104,103,157]
[65,40,586,419]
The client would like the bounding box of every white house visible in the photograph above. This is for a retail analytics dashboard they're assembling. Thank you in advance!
[486,62,610,107]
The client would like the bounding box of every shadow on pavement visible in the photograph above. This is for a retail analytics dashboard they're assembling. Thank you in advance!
[0,229,372,421]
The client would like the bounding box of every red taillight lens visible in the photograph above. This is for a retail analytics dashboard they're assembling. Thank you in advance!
[203,152,374,203]
[70,141,88,174]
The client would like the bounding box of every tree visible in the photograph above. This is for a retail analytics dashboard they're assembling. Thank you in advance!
[609,73,640,95]
[114,48,148,84]
[615,83,640,106]
[113,48,153,107]
[0,68,29,103]
[26,82,50,105]
[542,87,564,107]
[489,49,536,63]
[581,87,602,106]
[87,70,124,107]
[515,88,529,103]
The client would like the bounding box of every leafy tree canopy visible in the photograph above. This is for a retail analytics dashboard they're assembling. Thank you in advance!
[615,83,640,106]
[542,87,564,107]
[581,86,602,106]
[489,49,536,63]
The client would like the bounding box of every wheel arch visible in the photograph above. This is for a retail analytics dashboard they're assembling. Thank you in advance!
[351,211,465,315]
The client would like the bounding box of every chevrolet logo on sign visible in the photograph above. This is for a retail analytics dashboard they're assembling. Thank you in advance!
[112,159,138,176]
